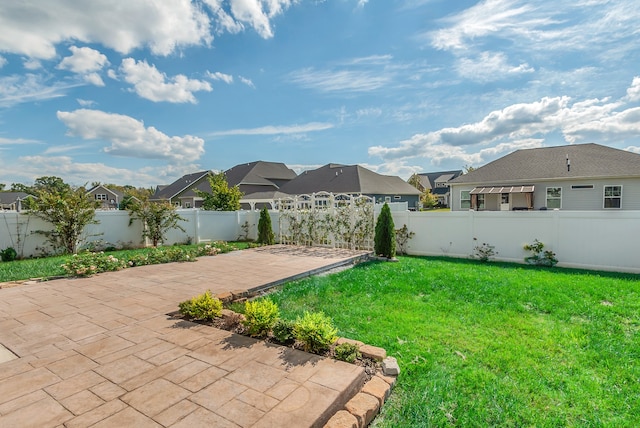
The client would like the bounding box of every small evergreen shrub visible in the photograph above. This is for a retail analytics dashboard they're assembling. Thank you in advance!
[257,207,275,245]
[272,318,295,344]
[178,290,223,320]
[293,311,338,353]
[243,298,280,337]
[524,239,558,267]
[334,342,361,363]
[374,203,396,259]
[1,247,18,262]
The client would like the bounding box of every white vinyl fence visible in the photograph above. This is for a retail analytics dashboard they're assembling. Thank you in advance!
[1,209,639,273]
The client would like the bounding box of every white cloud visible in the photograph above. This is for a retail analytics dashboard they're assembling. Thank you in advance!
[0,74,77,107]
[289,68,392,93]
[625,146,640,154]
[369,77,640,166]
[202,0,298,39]
[23,58,42,70]
[456,52,534,82]
[76,98,96,107]
[209,122,333,136]
[57,109,205,163]
[0,1,212,59]
[625,76,640,102]
[120,58,212,103]
[238,76,255,88]
[429,0,640,60]
[58,46,109,74]
[57,47,109,86]
[10,155,161,187]
[206,71,234,84]
[0,56,6,68]
[0,137,40,145]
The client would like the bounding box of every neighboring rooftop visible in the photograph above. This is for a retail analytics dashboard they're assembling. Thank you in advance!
[450,143,640,185]
[225,161,297,190]
[279,164,421,196]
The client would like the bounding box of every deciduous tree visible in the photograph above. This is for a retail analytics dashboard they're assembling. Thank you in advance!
[197,172,243,211]
[24,183,99,254]
[127,199,185,247]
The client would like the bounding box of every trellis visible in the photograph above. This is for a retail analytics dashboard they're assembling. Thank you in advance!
[276,192,374,250]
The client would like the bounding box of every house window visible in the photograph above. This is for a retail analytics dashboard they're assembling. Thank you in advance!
[460,191,471,209]
[385,196,391,203]
[95,194,107,200]
[604,185,622,209]
[185,202,192,208]
[501,193,509,204]
[546,187,562,209]
[477,194,485,210]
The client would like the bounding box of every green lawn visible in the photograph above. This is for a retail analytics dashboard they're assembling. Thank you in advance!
[0,242,250,282]
[265,257,640,427]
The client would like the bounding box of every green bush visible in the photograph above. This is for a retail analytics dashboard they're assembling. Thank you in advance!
[257,206,275,245]
[243,298,280,337]
[1,247,18,262]
[334,342,361,363]
[524,239,558,267]
[374,203,396,259]
[272,318,295,344]
[62,252,127,276]
[293,311,338,353]
[178,290,223,320]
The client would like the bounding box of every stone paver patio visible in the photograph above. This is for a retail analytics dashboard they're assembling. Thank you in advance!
[0,245,369,427]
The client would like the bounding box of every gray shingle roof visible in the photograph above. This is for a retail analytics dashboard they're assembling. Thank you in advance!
[224,161,297,188]
[450,144,640,185]
[152,171,211,200]
[278,164,421,196]
[0,192,32,205]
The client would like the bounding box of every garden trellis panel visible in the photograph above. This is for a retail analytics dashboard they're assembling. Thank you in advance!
[277,192,375,250]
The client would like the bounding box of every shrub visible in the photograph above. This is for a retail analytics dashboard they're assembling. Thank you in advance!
[62,252,127,276]
[524,239,558,267]
[374,203,396,259]
[272,318,295,344]
[395,224,415,255]
[293,311,338,353]
[243,298,280,337]
[334,342,361,363]
[178,290,222,320]
[471,238,497,262]
[1,247,18,262]
[257,207,275,245]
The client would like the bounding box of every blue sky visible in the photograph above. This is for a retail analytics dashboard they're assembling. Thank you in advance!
[1,0,640,187]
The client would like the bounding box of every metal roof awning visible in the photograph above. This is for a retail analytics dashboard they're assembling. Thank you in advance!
[470,185,535,195]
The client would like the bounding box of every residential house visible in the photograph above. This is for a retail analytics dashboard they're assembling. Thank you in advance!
[0,192,35,212]
[266,163,421,209]
[412,170,463,207]
[448,143,640,211]
[228,161,297,209]
[86,185,125,210]
[151,171,212,208]
[152,161,297,209]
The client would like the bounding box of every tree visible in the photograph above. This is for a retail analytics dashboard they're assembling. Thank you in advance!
[0,183,5,191]
[407,173,437,209]
[257,206,275,245]
[128,199,186,247]
[24,183,100,254]
[374,203,396,259]
[463,165,476,174]
[407,173,424,192]
[197,172,243,211]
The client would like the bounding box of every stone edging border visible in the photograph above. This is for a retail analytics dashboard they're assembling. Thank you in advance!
[213,290,400,428]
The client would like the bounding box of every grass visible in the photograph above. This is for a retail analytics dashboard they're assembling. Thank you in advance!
[264,256,640,427]
[0,241,251,282]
